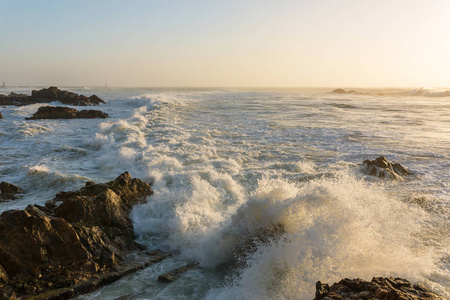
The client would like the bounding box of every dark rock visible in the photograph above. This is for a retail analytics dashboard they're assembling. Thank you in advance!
[32,251,170,300]
[76,109,109,119]
[157,263,198,283]
[331,89,347,94]
[313,277,444,300]
[0,87,105,106]
[26,106,79,119]
[0,182,23,201]
[0,182,22,195]
[363,156,411,180]
[26,106,108,120]
[32,86,59,100]
[6,92,29,98]
[0,172,153,298]
[0,112,2,119]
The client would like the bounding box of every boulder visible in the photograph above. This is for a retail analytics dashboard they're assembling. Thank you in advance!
[0,112,2,119]
[31,86,59,100]
[0,172,153,297]
[363,156,411,180]
[76,109,109,119]
[314,277,443,300]
[26,106,79,119]
[26,106,108,120]
[32,87,105,106]
[0,182,23,201]
[0,87,105,106]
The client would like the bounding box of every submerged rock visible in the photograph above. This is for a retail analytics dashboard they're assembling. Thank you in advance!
[363,156,411,180]
[0,87,105,106]
[0,182,23,201]
[0,172,153,298]
[26,106,108,119]
[314,277,443,300]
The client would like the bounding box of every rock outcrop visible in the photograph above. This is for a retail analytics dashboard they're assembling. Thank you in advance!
[363,156,411,180]
[314,277,443,300]
[0,87,105,106]
[26,106,108,120]
[0,172,153,298]
[0,182,23,201]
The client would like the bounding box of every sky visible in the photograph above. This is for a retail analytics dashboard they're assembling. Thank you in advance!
[0,0,449,87]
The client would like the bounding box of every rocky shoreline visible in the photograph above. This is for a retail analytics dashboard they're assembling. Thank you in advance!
[0,161,447,299]
[0,87,105,106]
[314,277,444,300]
[26,106,108,120]
[0,172,154,298]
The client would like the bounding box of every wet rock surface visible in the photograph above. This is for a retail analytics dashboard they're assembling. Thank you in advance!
[0,182,23,201]
[363,156,411,180]
[0,87,105,106]
[26,106,108,119]
[157,263,198,283]
[0,172,153,298]
[314,277,444,300]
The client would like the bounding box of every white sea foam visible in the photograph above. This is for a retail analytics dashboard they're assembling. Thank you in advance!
[406,87,450,97]
[2,88,449,299]
[205,174,449,299]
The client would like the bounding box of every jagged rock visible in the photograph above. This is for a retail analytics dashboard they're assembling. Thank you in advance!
[0,172,153,298]
[363,156,411,180]
[32,87,105,106]
[31,251,170,300]
[313,277,444,300]
[6,92,28,99]
[76,109,109,119]
[0,182,22,195]
[31,86,59,100]
[26,106,108,120]
[0,87,105,106]
[0,182,23,201]
[157,263,198,283]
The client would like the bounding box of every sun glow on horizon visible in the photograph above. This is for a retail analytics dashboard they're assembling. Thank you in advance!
[0,0,449,87]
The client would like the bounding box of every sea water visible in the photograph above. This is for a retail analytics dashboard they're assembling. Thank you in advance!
[0,87,448,299]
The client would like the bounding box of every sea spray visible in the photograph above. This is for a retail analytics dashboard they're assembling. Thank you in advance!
[2,87,449,299]
[205,173,448,299]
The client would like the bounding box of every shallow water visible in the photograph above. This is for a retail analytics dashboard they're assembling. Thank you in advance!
[0,87,449,299]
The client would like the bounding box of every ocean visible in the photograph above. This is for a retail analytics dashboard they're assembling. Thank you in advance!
[0,87,449,299]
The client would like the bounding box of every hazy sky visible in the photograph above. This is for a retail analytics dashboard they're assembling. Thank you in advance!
[1,0,449,87]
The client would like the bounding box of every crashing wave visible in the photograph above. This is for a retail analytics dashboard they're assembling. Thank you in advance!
[406,88,450,97]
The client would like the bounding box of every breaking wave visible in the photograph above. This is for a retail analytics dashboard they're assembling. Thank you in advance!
[406,88,450,97]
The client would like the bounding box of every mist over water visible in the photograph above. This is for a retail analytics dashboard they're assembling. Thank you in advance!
[0,87,449,299]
